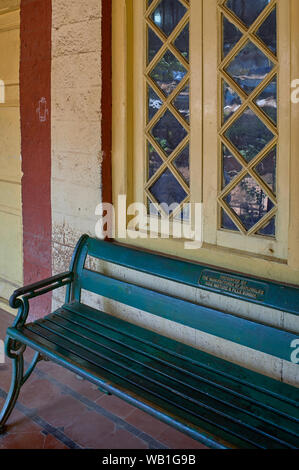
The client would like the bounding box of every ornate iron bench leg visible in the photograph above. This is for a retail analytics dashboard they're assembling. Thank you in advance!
[0,338,26,434]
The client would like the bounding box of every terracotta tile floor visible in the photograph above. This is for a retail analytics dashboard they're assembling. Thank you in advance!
[0,308,208,450]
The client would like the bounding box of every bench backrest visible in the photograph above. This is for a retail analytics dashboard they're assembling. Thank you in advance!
[65,234,299,364]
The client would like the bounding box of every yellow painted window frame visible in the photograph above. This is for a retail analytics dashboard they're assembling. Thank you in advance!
[112,0,299,285]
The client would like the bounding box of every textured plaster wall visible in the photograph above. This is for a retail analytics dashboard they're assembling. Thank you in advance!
[51,0,102,310]
[50,0,298,386]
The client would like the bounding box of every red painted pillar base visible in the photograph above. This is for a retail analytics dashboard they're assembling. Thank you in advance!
[20,0,52,320]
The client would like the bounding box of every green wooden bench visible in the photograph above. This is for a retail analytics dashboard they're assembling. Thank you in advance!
[1,234,298,448]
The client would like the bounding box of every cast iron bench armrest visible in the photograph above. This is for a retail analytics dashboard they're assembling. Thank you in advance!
[8,271,74,328]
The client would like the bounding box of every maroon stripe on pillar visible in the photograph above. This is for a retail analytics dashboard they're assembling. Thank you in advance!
[20,0,52,319]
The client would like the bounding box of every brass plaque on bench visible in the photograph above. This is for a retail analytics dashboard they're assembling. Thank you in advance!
[199,270,267,301]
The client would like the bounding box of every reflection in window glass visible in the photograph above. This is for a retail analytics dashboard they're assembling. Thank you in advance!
[150,50,187,97]
[225,108,274,162]
[256,7,277,55]
[223,15,242,58]
[224,174,274,232]
[149,169,187,208]
[150,0,186,37]
[225,41,273,95]
[223,81,242,123]
[148,85,162,122]
[254,76,277,124]
[173,83,189,123]
[148,143,163,179]
[225,0,269,28]
[173,145,190,186]
[147,27,163,64]
[222,145,242,189]
[254,147,276,194]
[151,110,187,157]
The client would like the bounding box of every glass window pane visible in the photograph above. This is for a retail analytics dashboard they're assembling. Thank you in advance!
[148,142,163,179]
[256,217,276,237]
[148,26,163,64]
[254,76,277,124]
[222,145,243,188]
[174,22,189,61]
[151,0,187,37]
[225,0,269,28]
[221,209,239,232]
[173,145,190,185]
[256,7,277,55]
[150,50,187,97]
[148,85,163,122]
[173,83,189,123]
[223,80,242,123]
[223,15,242,58]
[151,110,187,156]
[225,174,274,231]
[254,147,276,194]
[225,41,274,95]
[149,168,187,207]
[225,108,274,162]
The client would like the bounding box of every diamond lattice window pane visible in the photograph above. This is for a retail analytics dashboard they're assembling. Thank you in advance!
[254,147,276,194]
[225,41,274,95]
[254,77,277,124]
[148,85,162,122]
[222,145,242,188]
[173,83,189,123]
[151,110,187,156]
[174,23,189,62]
[224,174,274,231]
[221,209,239,232]
[148,142,163,179]
[225,0,269,28]
[150,50,187,96]
[256,217,276,237]
[223,80,242,123]
[148,27,163,64]
[256,7,277,55]
[224,108,274,162]
[151,0,187,37]
[149,168,187,208]
[223,15,242,58]
[173,145,190,185]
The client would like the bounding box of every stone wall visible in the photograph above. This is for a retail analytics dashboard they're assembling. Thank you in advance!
[51,0,102,310]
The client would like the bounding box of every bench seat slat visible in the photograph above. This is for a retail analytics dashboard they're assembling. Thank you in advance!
[6,305,299,449]
[79,269,298,363]
[54,308,298,427]
[39,311,298,443]
[63,304,298,408]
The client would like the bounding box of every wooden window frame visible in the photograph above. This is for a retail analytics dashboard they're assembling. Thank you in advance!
[112,0,299,285]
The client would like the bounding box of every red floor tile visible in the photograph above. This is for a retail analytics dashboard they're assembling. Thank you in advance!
[97,428,149,449]
[0,431,50,450]
[63,408,116,448]
[126,408,170,440]
[96,394,136,419]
